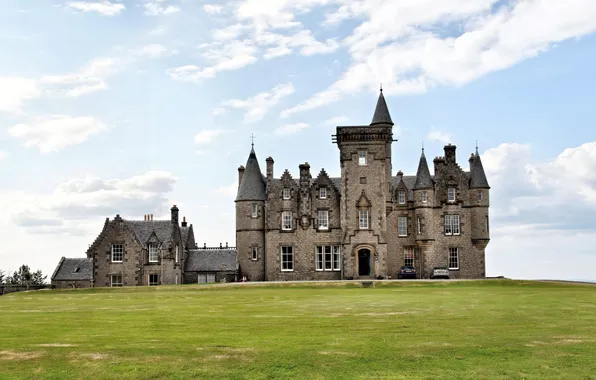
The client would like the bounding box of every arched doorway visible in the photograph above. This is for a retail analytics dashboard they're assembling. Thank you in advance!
[358,249,371,277]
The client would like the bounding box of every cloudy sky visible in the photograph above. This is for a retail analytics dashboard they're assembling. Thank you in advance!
[1,0,595,281]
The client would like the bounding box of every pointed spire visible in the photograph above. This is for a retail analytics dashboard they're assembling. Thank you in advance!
[469,145,490,189]
[235,145,266,201]
[413,148,433,190]
[370,88,394,126]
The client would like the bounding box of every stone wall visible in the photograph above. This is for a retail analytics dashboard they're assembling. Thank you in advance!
[51,280,93,289]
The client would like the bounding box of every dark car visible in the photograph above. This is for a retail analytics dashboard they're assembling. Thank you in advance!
[397,266,416,279]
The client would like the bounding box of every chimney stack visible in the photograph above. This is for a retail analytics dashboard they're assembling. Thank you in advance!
[150,214,153,221]
[226,242,228,248]
[444,144,456,164]
[266,157,274,179]
[171,205,179,225]
[144,215,147,221]
[238,165,245,188]
[182,216,187,227]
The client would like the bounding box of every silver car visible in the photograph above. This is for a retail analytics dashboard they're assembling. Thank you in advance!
[430,267,449,279]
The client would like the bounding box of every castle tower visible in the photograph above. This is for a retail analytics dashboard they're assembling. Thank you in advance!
[412,148,435,277]
[235,146,266,281]
[333,89,395,279]
[468,147,490,250]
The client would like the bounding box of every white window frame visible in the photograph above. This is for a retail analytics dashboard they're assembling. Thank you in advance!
[175,245,179,263]
[148,243,159,263]
[282,188,291,200]
[422,191,428,203]
[317,210,329,230]
[251,203,258,218]
[359,210,369,229]
[445,214,460,235]
[449,247,459,270]
[417,217,422,235]
[398,190,406,204]
[148,274,159,286]
[281,246,294,272]
[316,245,341,272]
[477,190,483,201]
[110,274,122,287]
[319,187,327,199]
[358,151,367,166]
[404,248,414,267]
[251,246,258,261]
[282,211,292,230]
[398,216,408,237]
[111,244,123,263]
[447,187,456,202]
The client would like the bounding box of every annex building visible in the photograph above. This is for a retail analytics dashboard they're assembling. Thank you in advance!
[235,90,491,281]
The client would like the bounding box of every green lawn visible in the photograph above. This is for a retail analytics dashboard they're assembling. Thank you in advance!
[1,280,595,379]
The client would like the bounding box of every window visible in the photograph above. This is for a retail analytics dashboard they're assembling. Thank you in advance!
[251,203,258,218]
[398,190,406,204]
[149,274,159,286]
[282,188,291,199]
[422,191,428,203]
[358,151,367,166]
[319,187,327,199]
[281,246,293,271]
[111,244,123,262]
[417,217,422,235]
[282,211,292,230]
[449,247,459,270]
[148,244,159,263]
[251,246,258,261]
[477,190,483,201]
[486,215,489,233]
[316,245,341,271]
[110,274,122,287]
[447,187,456,202]
[398,216,407,236]
[317,210,329,230]
[74,267,80,273]
[359,210,369,229]
[444,214,460,235]
[175,245,179,263]
[175,274,179,285]
[404,248,414,267]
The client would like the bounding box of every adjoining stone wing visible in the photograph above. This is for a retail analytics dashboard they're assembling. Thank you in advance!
[184,248,238,284]
[51,257,94,289]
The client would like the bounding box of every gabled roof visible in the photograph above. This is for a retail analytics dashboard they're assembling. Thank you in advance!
[124,220,173,248]
[236,147,266,201]
[51,257,93,281]
[469,149,490,188]
[185,249,238,272]
[370,89,394,126]
[413,149,434,190]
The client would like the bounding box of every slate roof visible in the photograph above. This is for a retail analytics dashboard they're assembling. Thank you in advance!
[185,249,238,272]
[413,150,434,189]
[124,220,172,247]
[236,147,267,201]
[370,90,394,126]
[181,226,189,244]
[52,257,93,281]
[469,150,490,188]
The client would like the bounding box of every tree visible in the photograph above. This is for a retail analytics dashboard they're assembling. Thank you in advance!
[31,270,47,286]
[5,265,47,289]
[0,269,5,285]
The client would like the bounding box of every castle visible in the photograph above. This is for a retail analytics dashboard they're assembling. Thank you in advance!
[235,89,490,281]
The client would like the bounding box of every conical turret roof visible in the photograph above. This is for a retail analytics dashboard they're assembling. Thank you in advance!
[413,149,433,189]
[469,148,490,188]
[370,89,394,126]
[235,147,266,201]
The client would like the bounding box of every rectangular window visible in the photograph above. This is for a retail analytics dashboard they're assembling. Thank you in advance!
[417,217,422,235]
[398,190,406,204]
[251,203,258,218]
[110,274,122,287]
[404,248,414,267]
[477,190,483,201]
[444,215,452,235]
[422,191,427,203]
[149,274,159,286]
[175,245,179,263]
[316,245,341,271]
[359,210,369,229]
[447,187,456,202]
[449,247,459,270]
[358,151,367,166]
[282,211,292,230]
[111,244,123,262]
[252,246,258,261]
[281,246,293,271]
[452,215,460,235]
[148,244,159,263]
[486,215,489,233]
[282,188,291,199]
[317,210,329,230]
[398,216,407,236]
[319,187,327,199]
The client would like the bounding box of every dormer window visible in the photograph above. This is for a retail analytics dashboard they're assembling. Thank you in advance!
[74,267,80,273]
[282,188,291,199]
[149,243,159,263]
[319,187,327,199]
[398,190,406,204]
[358,151,367,166]
[447,187,455,202]
[422,191,428,203]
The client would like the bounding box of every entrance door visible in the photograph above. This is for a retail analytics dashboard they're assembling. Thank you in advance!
[358,249,371,276]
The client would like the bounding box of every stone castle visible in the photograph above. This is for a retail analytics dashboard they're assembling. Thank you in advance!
[51,89,490,288]
[235,89,490,281]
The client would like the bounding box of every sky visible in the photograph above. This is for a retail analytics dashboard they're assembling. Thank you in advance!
[1,0,596,281]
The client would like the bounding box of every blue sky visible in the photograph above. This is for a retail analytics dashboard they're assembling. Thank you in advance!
[1,0,596,281]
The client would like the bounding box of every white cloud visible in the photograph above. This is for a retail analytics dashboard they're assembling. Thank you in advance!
[324,116,349,125]
[143,0,180,16]
[132,44,170,58]
[66,1,125,15]
[214,183,237,197]
[426,127,452,145]
[40,57,119,97]
[194,129,227,145]
[221,82,295,123]
[8,115,108,153]
[274,122,309,135]
[0,77,41,113]
[203,4,223,15]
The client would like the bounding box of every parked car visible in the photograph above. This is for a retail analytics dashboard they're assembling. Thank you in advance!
[430,267,450,279]
[397,266,416,279]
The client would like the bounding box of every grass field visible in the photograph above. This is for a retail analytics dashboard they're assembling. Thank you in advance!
[1,280,595,379]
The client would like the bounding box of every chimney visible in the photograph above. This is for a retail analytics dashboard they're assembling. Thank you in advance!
[144,214,147,221]
[171,205,179,225]
[150,214,153,221]
[396,170,403,183]
[238,165,245,188]
[299,162,311,183]
[226,242,228,248]
[469,153,475,170]
[266,157,274,179]
[182,216,187,227]
[220,242,222,248]
[203,243,206,249]
[444,144,456,165]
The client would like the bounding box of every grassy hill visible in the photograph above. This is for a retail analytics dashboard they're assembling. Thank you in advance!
[1,280,595,379]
